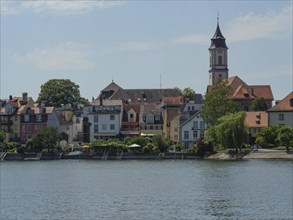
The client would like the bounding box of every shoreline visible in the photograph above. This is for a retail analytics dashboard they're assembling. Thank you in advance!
[1,150,292,161]
[206,149,293,160]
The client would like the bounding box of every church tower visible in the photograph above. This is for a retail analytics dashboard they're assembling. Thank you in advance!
[208,16,228,85]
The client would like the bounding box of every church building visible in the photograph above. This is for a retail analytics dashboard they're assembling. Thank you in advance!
[207,19,274,111]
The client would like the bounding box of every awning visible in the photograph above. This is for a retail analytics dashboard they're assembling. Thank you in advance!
[81,145,90,149]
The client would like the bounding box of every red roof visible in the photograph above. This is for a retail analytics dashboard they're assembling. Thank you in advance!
[245,111,268,128]
[225,76,274,100]
[268,91,293,112]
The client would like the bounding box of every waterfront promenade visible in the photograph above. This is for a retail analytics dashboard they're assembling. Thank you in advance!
[1,149,292,161]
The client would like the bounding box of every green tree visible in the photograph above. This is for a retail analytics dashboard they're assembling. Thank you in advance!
[255,125,281,148]
[37,79,89,108]
[201,82,240,126]
[152,135,171,153]
[182,87,196,101]
[28,127,59,152]
[0,130,4,143]
[174,87,196,102]
[252,97,268,111]
[214,112,248,153]
[276,127,293,151]
[0,130,6,150]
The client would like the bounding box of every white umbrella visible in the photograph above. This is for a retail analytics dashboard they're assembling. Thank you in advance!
[129,144,141,148]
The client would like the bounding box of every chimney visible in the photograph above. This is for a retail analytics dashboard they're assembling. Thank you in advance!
[9,95,12,101]
[22,92,28,104]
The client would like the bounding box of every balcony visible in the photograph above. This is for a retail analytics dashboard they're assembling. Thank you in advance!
[0,120,13,125]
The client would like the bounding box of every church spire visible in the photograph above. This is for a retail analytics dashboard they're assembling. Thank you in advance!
[210,13,227,49]
[208,14,229,85]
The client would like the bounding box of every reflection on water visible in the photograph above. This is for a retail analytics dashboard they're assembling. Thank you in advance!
[0,160,292,220]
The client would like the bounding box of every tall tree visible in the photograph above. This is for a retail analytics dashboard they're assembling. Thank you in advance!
[37,79,89,108]
[174,87,196,102]
[201,82,240,126]
[277,127,293,152]
[28,127,59,152]
[214,112,248,153]
[251,97,268,111]
[182,87,196,101]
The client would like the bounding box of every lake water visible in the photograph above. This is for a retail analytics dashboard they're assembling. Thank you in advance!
[0,160,292,220]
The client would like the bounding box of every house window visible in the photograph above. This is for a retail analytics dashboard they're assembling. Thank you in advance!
[200,121,205,129]
[102,124,106,130]
[110,124,115,130]
[192,106,194,110]
[14,115,18,121]
[22,125,26,132]
[146,113,154,124]
[22,134,27,141]
[150,126,154,130]
[24,115,30,122]
[155,115,161,121]
[27,125,31,132]
[193,121,198,129]
[36,115,42,122]
[218,56,222,65]
[110,115,115,120]
[94,115,99,123]
[279,114,284,121]
[184,131,189,140]
[94,125,99,133]
[130,114,134,118]
[188,106,191,111]
[193,130,198,139]
[200,130,205,138]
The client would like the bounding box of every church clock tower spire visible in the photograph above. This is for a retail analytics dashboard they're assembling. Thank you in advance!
[208,14,229,85]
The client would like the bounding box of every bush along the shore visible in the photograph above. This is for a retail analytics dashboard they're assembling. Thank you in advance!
[256,125,293,150]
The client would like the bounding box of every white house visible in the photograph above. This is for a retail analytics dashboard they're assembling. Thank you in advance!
[267,92,293,128]
[180,111,207,149]
[84,99,123,142]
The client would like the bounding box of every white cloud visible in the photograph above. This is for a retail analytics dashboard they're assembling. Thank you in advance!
[226,5,292,42]
[1,0,123,16]
[113,41,163,52]
[21,0,123,15]
[171,34,209,45]
[19,42,95,70]
[0,1,19,15]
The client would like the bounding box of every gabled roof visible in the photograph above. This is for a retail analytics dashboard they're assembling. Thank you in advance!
[223,76,274,100]
[268,91,293,112]
[100,81,182,103]
[140,103,162,116]
[180,110,201,128]
[245,111,268,128]
[101,81,122,93]
[123,103,141,114]
[21,106,54,114]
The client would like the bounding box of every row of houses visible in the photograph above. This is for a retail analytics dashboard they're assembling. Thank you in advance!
[0,83,292,148]
[1,21,292,148]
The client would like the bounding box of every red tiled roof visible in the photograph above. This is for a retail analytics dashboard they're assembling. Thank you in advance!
[162,96,184,105]
[245,111,268,128]
[268,91,293,112]
[225,76,274,100]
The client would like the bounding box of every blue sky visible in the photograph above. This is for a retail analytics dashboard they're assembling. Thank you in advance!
[1,0,292,102]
